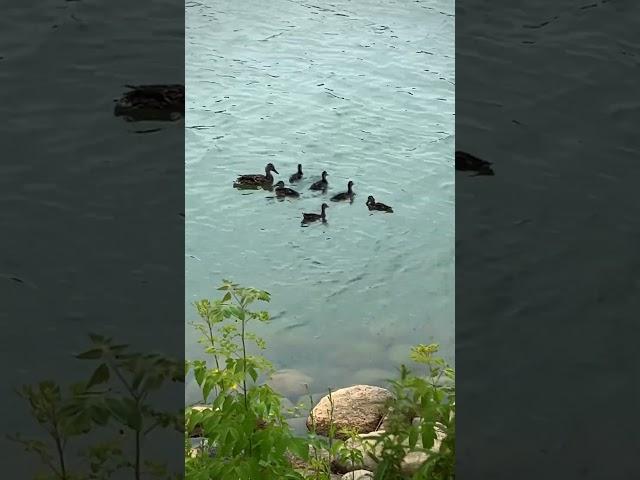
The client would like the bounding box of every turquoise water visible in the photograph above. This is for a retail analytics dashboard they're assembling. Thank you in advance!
[186,0,454,402]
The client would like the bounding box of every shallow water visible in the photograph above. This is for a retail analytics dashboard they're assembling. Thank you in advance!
[185,0,455,401]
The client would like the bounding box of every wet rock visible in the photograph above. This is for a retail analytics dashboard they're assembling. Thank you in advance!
[306,385,393,439]
[269,368,313,398]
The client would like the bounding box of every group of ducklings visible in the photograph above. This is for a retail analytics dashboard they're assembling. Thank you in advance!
[233,162,393,224]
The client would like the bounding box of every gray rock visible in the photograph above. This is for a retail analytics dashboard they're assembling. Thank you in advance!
[307,385,393,439]
[269,368,313,398]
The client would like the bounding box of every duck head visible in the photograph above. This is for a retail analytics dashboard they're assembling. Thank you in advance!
[347,180,354,192]
[321,170,328,180]
[321,203,329,212]
[274,181,285,188]
[266,163,279,174]
[297,163,303,173]
[366,195,375,205]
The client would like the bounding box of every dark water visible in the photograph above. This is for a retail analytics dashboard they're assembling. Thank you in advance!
[185,0,454,404]
[456,0,640,478]
[0,0,184,476]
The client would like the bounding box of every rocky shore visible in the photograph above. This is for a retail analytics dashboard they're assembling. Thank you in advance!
[189,372,448,479]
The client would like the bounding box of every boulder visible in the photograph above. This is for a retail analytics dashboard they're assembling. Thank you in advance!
[307,385,393,439]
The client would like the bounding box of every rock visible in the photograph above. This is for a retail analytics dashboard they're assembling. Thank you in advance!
[341,470,374,480]
[336,431,385,471]
[307,385,393,439]
[187,404,212,437]
[269,368,313,398]
[335,425,449,473]
[401,451,429,476]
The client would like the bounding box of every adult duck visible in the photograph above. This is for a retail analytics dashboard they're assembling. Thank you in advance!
[113,84,184,122]
[274,181,300,198]
[302,203,329,224]
[366,195,393,213]
[330,181,355,202]
[309,171,329,191]
[233,163,279,189]
[289,164,304,183]
[455,151,494,176]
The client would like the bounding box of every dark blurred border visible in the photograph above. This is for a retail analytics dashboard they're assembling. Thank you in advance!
[456,0,640,478]
[0,0,184,477]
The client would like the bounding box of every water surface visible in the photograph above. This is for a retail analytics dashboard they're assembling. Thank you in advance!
[186,0,455,401]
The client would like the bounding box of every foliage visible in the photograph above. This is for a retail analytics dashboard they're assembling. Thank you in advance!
[185,281,455,480]
[185,280,307,479]
[370,344,455,480]
[12,280,455,480]
[10,336,184,480]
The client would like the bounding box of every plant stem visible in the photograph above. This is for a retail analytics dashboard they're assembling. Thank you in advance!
[47,399,67,480]
[206,321,220,396]
[53,433,67,480]
[135,430,141,480]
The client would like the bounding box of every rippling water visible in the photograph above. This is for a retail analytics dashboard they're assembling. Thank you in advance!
[186,0,455,401]
[1,0,184,474]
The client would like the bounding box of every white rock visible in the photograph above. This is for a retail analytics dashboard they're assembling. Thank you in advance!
[341,470,374,480]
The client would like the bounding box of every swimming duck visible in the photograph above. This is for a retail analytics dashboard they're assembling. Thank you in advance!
[302,203,329,224]
[289,164,304,183]
[366,195,393,213]
[233,163,279,189]
[114,84,184,122]
[274,181,300,198]
[455,151,494,176]
[330,181,355,202]
[310,171,329,191]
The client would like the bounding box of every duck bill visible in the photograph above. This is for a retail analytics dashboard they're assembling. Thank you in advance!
[272,168,279,174]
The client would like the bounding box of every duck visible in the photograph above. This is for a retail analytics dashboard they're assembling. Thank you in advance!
[330,181,355,202]
[233,163,279,189]
[289,164,304,183]
[310,171,329,191]
[366,195,393,213]
[113,84,184,122]
[274,181,300,198]
[302,203,329,224]
[455,151,494,176]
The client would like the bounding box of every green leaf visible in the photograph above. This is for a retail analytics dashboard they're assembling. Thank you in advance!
[408,427,419,449]
[75,348,103,360]
[87,363,110,388]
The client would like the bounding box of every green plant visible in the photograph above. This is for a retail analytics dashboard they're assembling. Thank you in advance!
[371,344,455,480]
[184,281,455,480]
[10,335,184,480]
[185,280,308,480]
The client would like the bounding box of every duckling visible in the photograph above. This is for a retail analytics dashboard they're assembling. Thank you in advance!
[114,84,184,122]
[302,203,329,224]
[233,163,279,189]
[330,181,355,202]
[309,171,329,191]
[274,181,300,198]
[366,195,393,213]
[289,164,304,183]
[455,151,494,176]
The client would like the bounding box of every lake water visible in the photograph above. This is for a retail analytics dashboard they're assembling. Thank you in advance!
[185,0,455,403]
